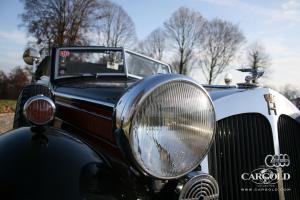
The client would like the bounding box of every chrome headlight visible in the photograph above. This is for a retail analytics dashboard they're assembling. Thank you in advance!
[116,74,215,179]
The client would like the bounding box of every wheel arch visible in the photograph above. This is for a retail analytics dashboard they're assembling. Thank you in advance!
[0,127,116,200]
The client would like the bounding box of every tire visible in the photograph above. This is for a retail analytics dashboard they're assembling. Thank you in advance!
[13,84,52,128]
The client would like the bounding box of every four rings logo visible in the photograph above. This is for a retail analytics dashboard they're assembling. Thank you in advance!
[265,154,290,167]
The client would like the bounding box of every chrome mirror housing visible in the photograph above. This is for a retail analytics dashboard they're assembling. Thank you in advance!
[23,48,40,65]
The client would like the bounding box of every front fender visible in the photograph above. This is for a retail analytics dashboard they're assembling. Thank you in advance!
[0,127,118,200]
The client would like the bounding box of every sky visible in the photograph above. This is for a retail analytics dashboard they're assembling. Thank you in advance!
[0,0,299,89]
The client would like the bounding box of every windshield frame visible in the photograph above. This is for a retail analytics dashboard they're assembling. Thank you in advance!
[53,47,171,80]
[124,49,171,79]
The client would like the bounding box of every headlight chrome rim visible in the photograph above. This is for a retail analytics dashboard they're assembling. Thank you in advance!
[116,74,216,179]
[23,95,56,125]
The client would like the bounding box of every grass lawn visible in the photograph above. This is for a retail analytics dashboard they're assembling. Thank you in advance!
[0,100,16,113]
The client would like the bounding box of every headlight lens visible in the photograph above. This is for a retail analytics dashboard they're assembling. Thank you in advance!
[130,80,215,179]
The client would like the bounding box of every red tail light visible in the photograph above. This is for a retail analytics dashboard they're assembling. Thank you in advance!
[23,96,55,125]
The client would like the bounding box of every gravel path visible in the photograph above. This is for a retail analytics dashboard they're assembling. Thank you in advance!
[0,113,14,134]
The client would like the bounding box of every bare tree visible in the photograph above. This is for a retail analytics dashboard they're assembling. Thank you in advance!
[247,42,270,70]
[280,84,300,100]
[164,7,205,74]
[20,0,103,48]
[136,28,166,60]
[199,18,245,84]
[95,1,136,47]
[244,42,271,83]
[0,67,30,99]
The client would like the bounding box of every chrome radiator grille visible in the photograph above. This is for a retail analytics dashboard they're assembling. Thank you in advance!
[208,113,278,200]
[278,115,300,200]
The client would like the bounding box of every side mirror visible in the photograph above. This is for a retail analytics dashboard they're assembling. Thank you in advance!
[23,48,40,65]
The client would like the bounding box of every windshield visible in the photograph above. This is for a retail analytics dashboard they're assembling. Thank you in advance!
[125,51,170,77]
[56,48,124,78]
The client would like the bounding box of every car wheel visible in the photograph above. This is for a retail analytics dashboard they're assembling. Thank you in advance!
[13,84,52,128]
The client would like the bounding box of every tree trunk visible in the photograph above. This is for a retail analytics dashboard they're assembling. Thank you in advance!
[179,49,184,74]
[208,73,213,85]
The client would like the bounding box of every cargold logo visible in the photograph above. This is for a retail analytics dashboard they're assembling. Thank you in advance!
[241,168,290,185]
[241,154,291,187]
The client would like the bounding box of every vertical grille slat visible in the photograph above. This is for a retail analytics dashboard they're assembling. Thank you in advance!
[238,115,249,200]
[209,113,279,200]
[278,115,300,200]
[226,119,234,200]
[230,117,240,200]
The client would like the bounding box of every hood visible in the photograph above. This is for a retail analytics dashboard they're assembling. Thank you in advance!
[53,77,299,122]
[208,86,300,121]
[53,77,139,105]
[205,87,247,101]
[53,77,246,106]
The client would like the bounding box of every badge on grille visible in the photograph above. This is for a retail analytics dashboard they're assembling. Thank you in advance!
[264,93,277,115]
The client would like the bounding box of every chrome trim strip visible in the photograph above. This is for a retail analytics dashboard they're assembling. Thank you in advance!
[127,74,143,80]
[53,92,115,108]
[55,101,112,120]
[123,48,129,77]
[202,84,238,89]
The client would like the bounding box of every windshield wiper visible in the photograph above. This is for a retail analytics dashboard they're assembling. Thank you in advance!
[58,72,124,80]
[57,73,94,79]
[95,73,102,78]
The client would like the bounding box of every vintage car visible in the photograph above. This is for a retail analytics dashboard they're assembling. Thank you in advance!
[0,46,299,200]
